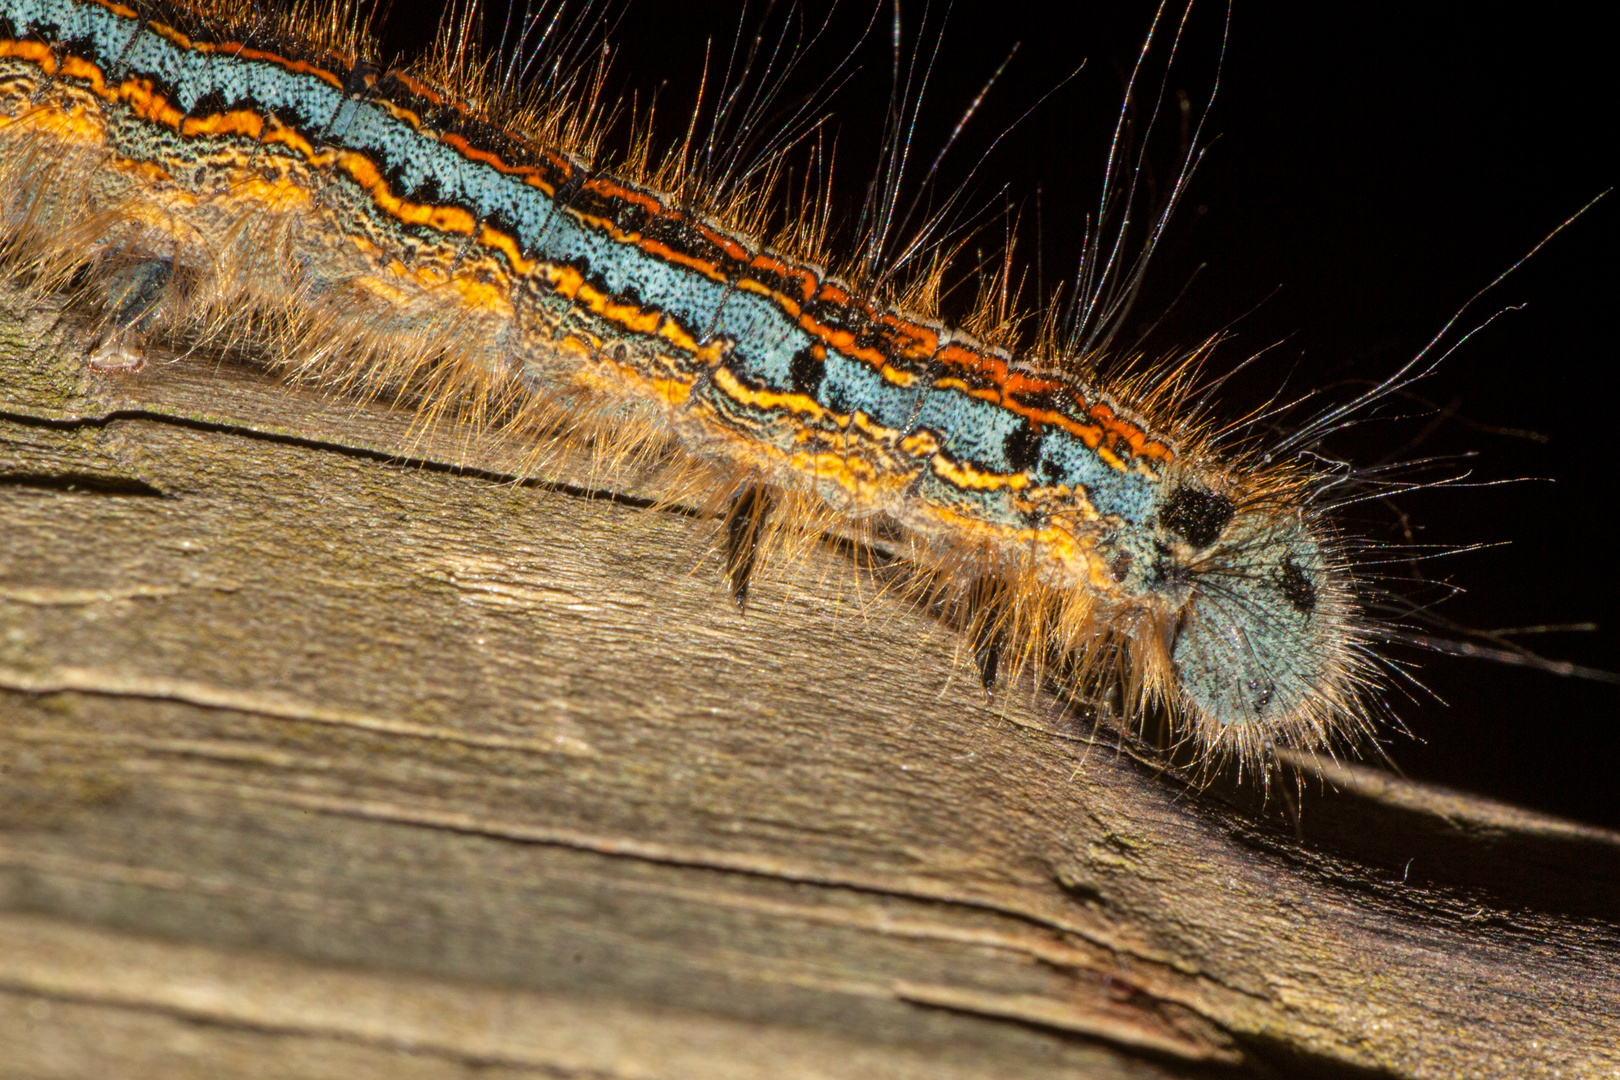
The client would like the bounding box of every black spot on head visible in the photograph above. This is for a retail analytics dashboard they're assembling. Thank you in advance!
[1159,486,1236,549]
[1279,556,1317,613]
[789,347,825,397]
[1003,423,1043,473]
[1148,542,1184,588]
[1108,550,1134,583]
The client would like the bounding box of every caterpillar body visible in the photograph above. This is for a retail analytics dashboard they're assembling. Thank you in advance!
[0,0,1378,768]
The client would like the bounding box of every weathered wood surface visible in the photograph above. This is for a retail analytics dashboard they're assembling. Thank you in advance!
[2,284,1618,1080]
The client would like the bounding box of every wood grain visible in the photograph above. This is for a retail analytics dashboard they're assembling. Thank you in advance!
[2,283,1618,1079]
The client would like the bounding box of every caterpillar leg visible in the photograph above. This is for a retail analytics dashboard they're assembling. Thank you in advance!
[86,257,173,373]
[968,575,1007,695]
[722,485,775,611]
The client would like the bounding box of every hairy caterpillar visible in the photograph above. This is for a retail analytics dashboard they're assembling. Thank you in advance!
[0,0,1605,785]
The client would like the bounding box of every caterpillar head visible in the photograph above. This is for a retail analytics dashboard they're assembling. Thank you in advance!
[1107,481,1368,756]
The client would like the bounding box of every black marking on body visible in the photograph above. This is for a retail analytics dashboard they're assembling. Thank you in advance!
[567,256,617,303]
[343,58,379,99]
[1280,556,1317,613]
[612,199,650,234]
[789,346,825,397]
[184,85,238,126]
[402,168,474,222]
[820,377,851,415]
[1003,423,1043,474]
[1160,487,1235,548]
[552,166,588,209]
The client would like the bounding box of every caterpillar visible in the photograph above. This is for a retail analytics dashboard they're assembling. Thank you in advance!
[0,0,1593,778]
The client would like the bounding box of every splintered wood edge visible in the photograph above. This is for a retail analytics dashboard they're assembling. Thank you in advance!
[0,911,1081,1080]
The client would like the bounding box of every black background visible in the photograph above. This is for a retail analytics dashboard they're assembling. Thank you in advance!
[379,1,1616,828]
